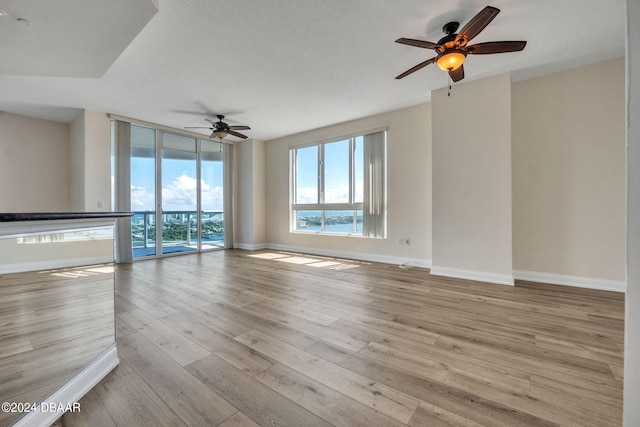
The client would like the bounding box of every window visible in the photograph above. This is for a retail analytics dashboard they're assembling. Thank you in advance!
[290,130,386,237]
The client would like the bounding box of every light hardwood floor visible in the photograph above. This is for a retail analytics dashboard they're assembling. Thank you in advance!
[56,249,624,426]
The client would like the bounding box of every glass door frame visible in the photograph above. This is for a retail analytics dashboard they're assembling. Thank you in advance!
[132,129,224,260]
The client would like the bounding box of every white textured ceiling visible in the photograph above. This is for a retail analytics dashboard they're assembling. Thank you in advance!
[0,0,626,141]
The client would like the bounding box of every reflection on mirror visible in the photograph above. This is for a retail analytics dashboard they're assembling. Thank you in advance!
[0,225,115,426]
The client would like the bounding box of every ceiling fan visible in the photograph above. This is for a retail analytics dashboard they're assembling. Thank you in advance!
[185,115,251,139]
[395,6,526,82]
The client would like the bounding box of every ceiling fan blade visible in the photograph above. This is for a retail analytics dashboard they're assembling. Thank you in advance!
[395,57,436,79]
[467,40,527,55]
[227,130,248,139]
[457,6,500,43]
[205,118,222,124]
[229,125,251,130]
[395,38,440,50]
[449,64,465,82]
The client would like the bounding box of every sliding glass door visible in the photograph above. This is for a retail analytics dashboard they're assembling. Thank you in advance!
[161,132,198,255]
[125,124,226,259]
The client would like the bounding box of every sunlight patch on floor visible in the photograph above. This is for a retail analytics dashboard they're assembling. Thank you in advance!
[247,252,360,270]
[43,264,115,278]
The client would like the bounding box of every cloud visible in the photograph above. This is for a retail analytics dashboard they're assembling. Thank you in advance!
[131,184,155,210]
[297,180,363,204]
[296,187,318,204]
[324,183,349,203]
[161,175,197,211]
[130,174,223,211]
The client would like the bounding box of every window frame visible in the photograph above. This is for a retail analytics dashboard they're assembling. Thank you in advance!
[289,128,386,236]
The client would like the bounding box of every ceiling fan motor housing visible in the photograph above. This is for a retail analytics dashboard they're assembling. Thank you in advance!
[442,21,460,35]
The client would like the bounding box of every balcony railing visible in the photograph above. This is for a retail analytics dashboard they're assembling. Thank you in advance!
[131,210,224,257]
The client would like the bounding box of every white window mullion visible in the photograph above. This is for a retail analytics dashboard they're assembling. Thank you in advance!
[319,144,324,204]
[291,150,296,203]
[290,150,297,231]
[349,137,355,204]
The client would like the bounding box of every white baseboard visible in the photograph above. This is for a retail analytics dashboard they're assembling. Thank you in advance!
[513,269,626,293]
[430,265,515,286]
[11,344,119,427]
[234,242,268,251]
[240,243,432,269]
[0,256,113,275]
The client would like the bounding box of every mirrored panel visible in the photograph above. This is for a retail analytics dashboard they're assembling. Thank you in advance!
[0,225,115,426]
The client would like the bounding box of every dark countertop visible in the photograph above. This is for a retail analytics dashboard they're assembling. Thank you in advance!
[0,212,133,222]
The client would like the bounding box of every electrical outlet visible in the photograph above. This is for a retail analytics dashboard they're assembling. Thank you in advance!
[404,238,411,245]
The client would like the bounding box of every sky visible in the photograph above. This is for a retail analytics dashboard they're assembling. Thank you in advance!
[130,157,224,212]
[127,124,224,212]
[296,137,363,204]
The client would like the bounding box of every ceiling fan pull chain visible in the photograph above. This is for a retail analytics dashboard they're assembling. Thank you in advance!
[448,74,452,97]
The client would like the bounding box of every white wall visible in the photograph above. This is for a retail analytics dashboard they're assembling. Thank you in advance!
[70,110,111,212]
[70,112,86,210]
[265,103,432,266]
[0,112,71,211]
[512,58,625,287]
[84,110,112,211]
[253,139,266,244]
[235,139,266,248]
[625,1,640,424]
[431,73,513,285]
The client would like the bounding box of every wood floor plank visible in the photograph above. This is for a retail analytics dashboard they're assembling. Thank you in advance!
[206,300,320,349]
[328,317,438,356]
[256,362,407,427]
[114,293,140,314]
[118,308,210,366]
[307,339,556,426]
[359,341,531,394]
[187,355,333,427]
[241,301,369,352]
[161,312,276,377]
[93,372,187,427]
[432,333,619,391]
[408,400,485,427]
[57,389,116,427]
[235,329,420,423]
[294,298,397,322]
[217,411,260,427]
[117,332,237,426]
[100,357,135,385]
[114,287,178,319]
[247,300,339,326]
[115,313,138,338]
[175,303,253,338]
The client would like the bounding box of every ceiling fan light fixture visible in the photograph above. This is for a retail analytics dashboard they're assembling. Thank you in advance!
[436,49,467,71]
[213,130,228,139]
